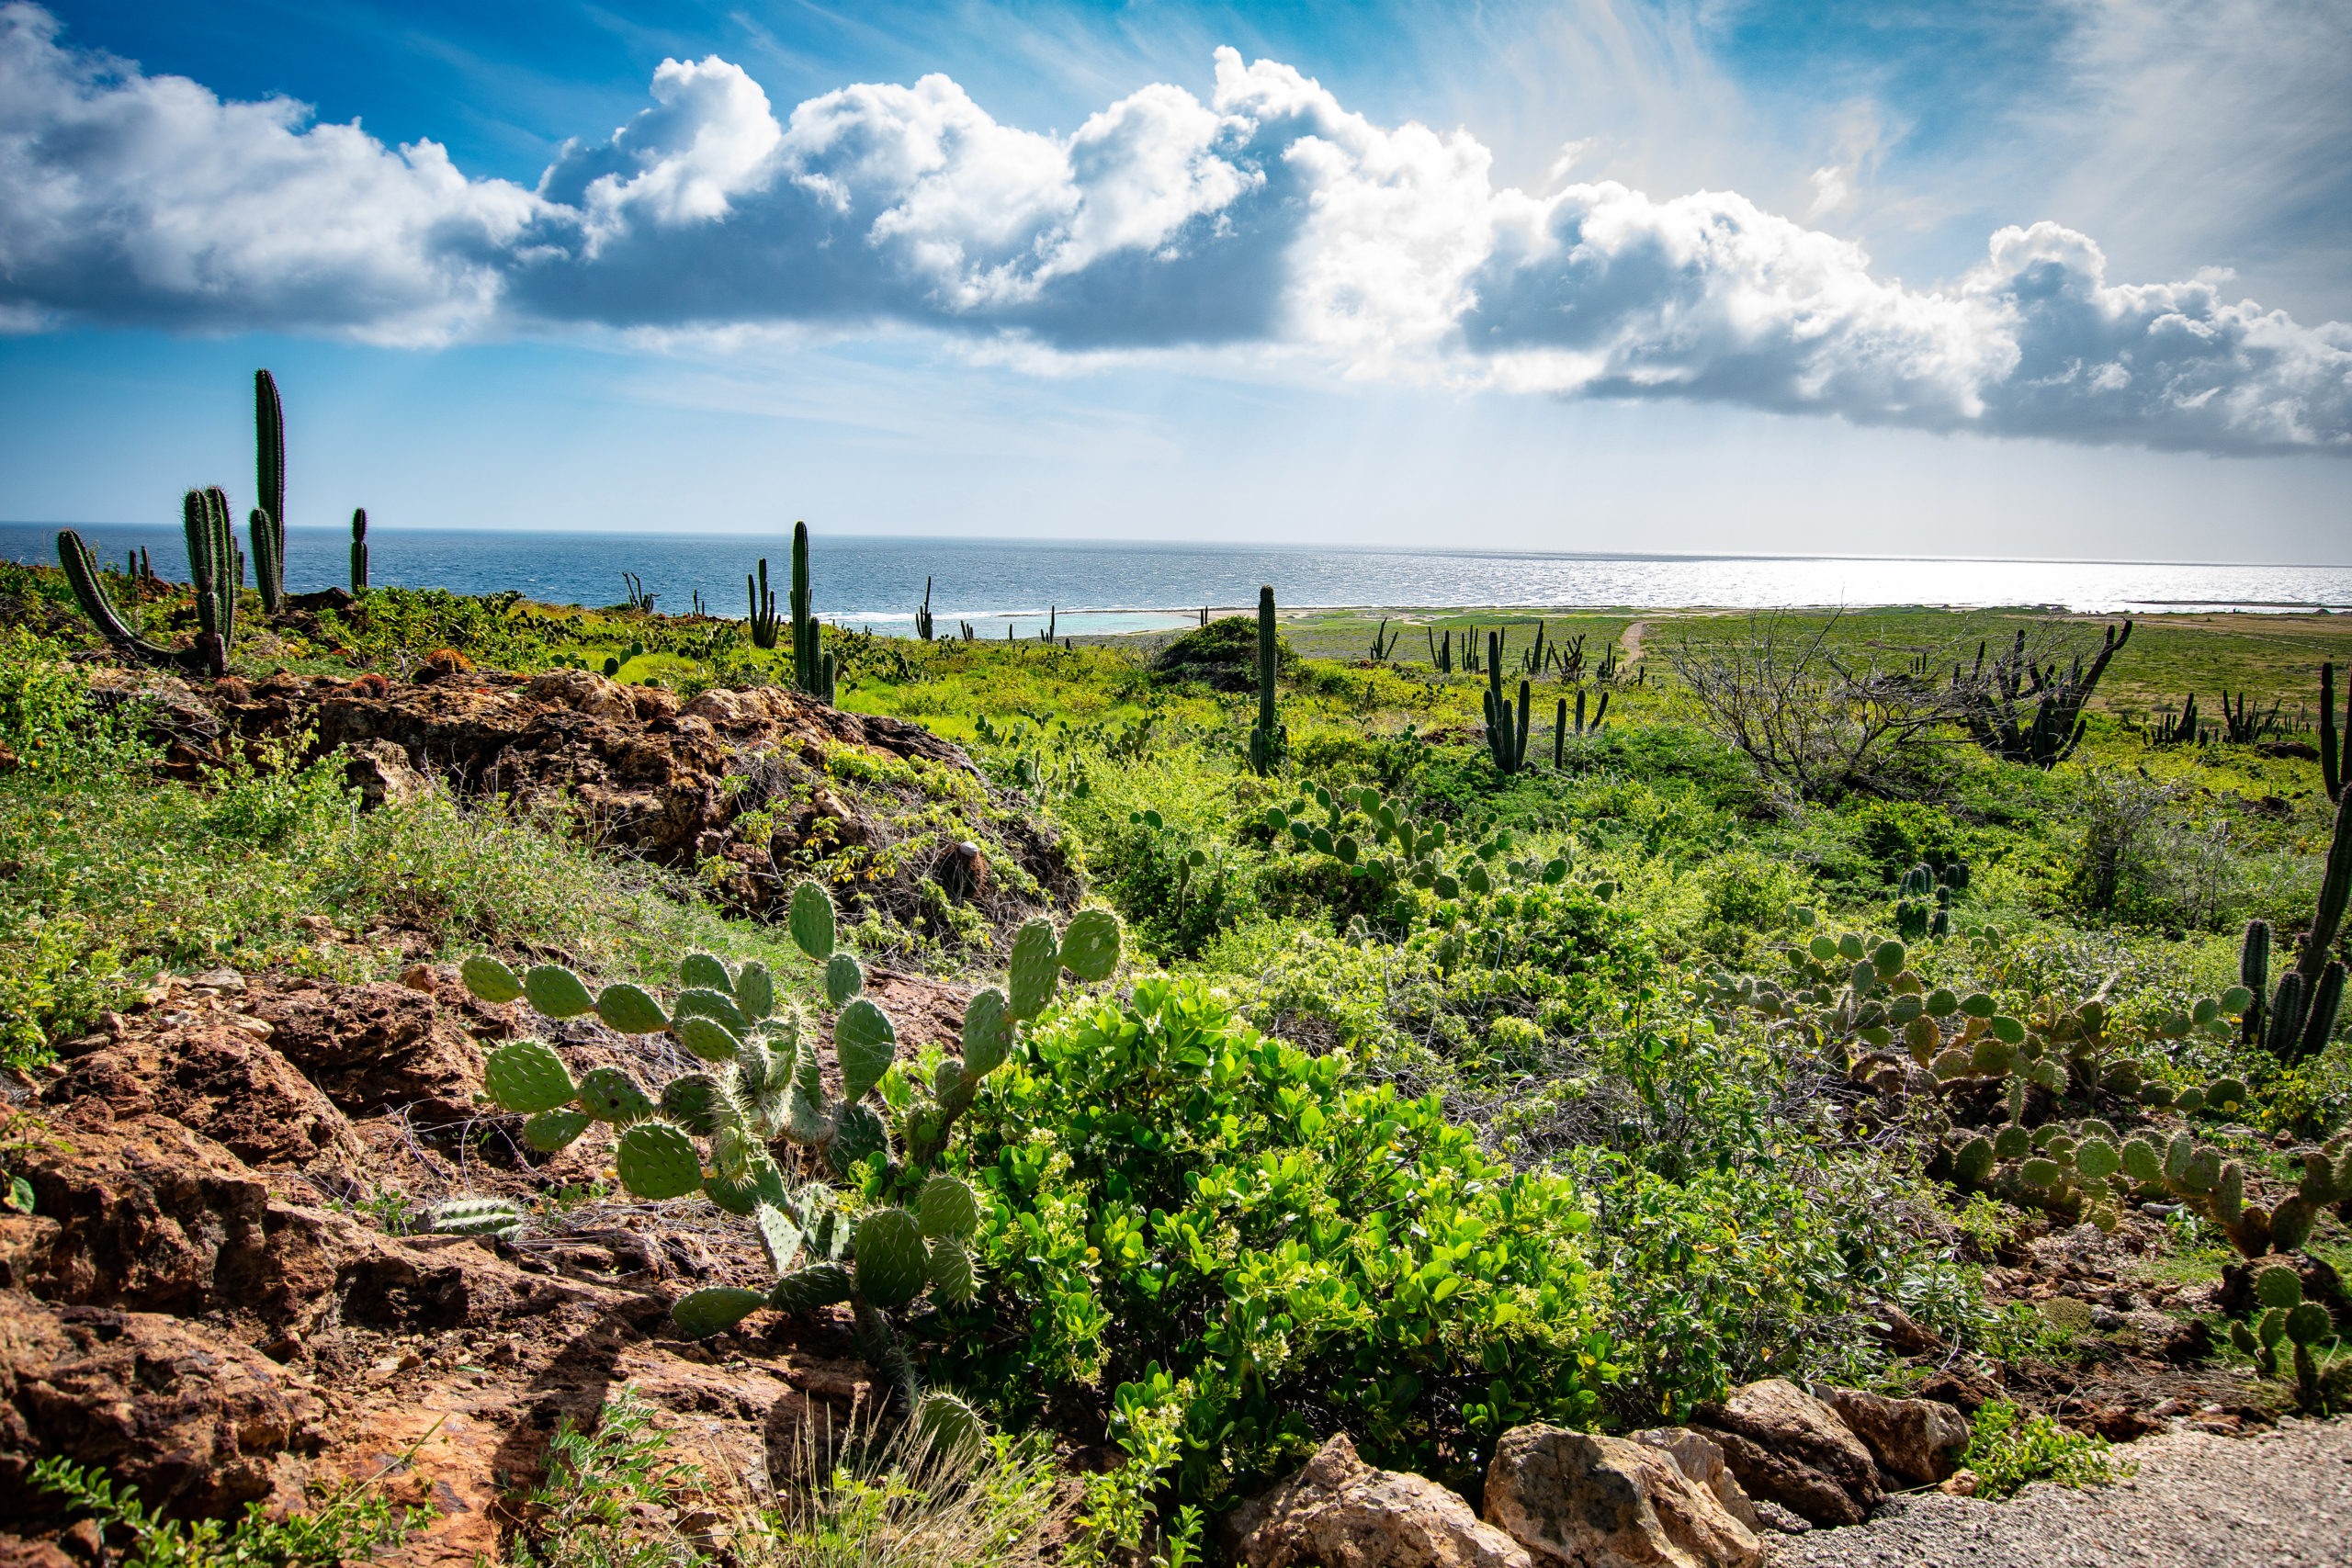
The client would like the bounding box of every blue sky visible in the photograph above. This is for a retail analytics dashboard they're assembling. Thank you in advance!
[3,0,2347,558]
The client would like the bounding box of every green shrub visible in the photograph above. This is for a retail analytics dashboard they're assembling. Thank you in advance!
[1962,1400,2125,1497]
[939,975,1619,1501]
[35,1454,416,1568]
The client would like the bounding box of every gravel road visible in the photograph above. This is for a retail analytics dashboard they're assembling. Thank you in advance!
[1766,1416,2352,1567]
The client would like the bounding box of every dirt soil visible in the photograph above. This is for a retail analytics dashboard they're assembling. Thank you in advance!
[0,962,978,1566]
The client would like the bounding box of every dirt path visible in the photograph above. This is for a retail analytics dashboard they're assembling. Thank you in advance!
[1622,619,1647,662]
[1767,1416,2352,1567]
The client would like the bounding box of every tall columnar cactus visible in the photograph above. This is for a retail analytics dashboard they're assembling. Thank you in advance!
[182,486,239,677]
[1551,688,1609,766]
[2322,662,2345,803]
[1955,620,2132,769]
[1368,619,1398,661]
[2221,688,2281,744]
[789,521,835,702]
[2256,783,2352,1065]
[251,369,287,615]
[2240,920,2271,1045]
[1249,586,1286,776]
[350,508,368,593]
[1427,626,1453,674]
[57,529,190,670]
[1482,634,1530,774]
[915,577,934,642]
[748,558,781,649]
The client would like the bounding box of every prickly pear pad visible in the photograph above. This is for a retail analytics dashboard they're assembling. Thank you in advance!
[484,1041,576,1114]
[577,1066,654,1124]
[659,1073,728,1136]
[676,1015,744,1063]
[926,1236,975,1304]
[961,987,1011,1077]
[833,999,897,1101]
[852,1209,929,1308]
[524,1108,594,1152]
[916,1172,979,1241]
[770,1261,854,1314]
[755,1202,806,1273]
[703,1156,789,1217]
[790,880,836,962]
[679,953,733,992]
[735,961,775,1022]
[523,964,596,1019]
[460,955,524,1004]
[615,1121,702,1200]
[1007,919,1060,1021]
[672,1286,765,1338]
[594,983,669,1035]
[674,987,750,1037]
[831,1103,891,1172]
[825,953,864,1007]
[1057,908,1121,982]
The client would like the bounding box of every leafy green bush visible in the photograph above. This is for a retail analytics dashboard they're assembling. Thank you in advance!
[1961,1400,2125,1497]
[938,974,1620,1501]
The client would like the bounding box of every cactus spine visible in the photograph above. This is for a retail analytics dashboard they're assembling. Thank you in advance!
[251,369,287,615]
[1249,586,1285,775]
[349,508,368,593]
[749,557,781,649]
[789,521,835,702]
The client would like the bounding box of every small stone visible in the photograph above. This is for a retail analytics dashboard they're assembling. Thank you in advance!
[1747,1500,1811,1535]
[1937,1470,1980,1497]
[401,964,436,993]
[193,967,246,992]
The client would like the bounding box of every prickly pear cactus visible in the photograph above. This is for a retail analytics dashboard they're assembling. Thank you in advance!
[461,955,524,1003]
[790,880,837,961]
[576,1066,654,1124]
[672,1286,768,1338]
[852,1208,931,1309]
[1058,908,1122,982]
[524,964,596,1019]
[594,983,669,1035]
[485,1041,576,1114]
[679,952,733,991]
[1007,919,1061,1021]
[615,1122,702,1200]
[524,1108,593,1152]
[825,953,864,1007]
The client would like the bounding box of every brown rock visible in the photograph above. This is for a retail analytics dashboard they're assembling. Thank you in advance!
[1820,1388,1970,1485]
[1484,1426,1761,1568]
[248,982,487,1121]
[0,1291,321,1519]
[42,1026,364,1178]
[1693,1381,1881,1528]
[1229,1433,1534,1568]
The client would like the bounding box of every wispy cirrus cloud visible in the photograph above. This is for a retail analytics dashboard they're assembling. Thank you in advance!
[1,3,2345,455]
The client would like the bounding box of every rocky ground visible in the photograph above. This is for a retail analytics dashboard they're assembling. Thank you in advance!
[0,963,978,1566]
[1766,1416,2352,1568]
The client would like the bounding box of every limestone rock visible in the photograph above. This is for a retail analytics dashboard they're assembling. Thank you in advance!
[1693,1380,1882,1528]
[250,980,491,1122]
[1484,1425,1761,1568]
[1821,1388,1971,1485]
[1229,1433,1534,1568]
[342,739,433,809]
[1628,1427,1759,1529]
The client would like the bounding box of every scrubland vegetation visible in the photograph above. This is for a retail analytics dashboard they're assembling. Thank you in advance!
[5,536,2350,1562]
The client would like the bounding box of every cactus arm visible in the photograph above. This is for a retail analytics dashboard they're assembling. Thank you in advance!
[2291,960,2345,1066]
[253,369,286,614]
[57,529,188,667]
[2296,784,2352,992]
[348,508,368,592]
[2323,662,2342,802]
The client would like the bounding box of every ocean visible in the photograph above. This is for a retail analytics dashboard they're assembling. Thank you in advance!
[8,524,2349,638]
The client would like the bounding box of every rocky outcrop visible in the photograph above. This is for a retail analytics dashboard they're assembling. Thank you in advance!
[1694,1381,1883,1528]
[1485,1426,1761,1568]
[91,663,1079,941]
[1228,1434,1535,1568]
[1627,1428,1760,1531]
[1820,1388,1971,1486]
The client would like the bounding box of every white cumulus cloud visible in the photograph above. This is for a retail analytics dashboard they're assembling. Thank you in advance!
[0,4,2345,454]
